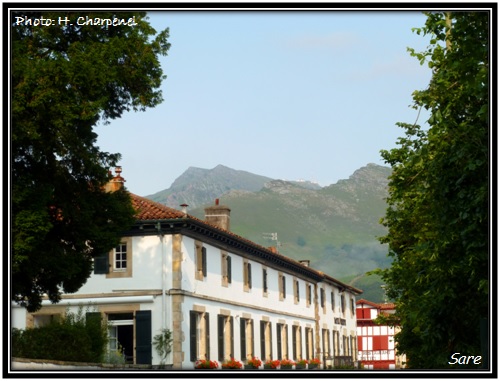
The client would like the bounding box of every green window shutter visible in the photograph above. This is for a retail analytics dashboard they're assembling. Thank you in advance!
[229,316,234,358]
[263,269,268,293]
[240,319,247,359]
[260,321,266,360]
[205,312,210,360]
[250,321,255,359]
[190,311,197,361]
[135,310,152,364]
[85,312,103,362]
[218,315,224,361]
[292,327,297,360]
[305,329,310,360]
[202,247,207,277]
[248,264,252,289]
[94,252,109,274]
[227,256,232,283]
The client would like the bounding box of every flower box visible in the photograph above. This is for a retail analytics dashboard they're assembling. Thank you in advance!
[280,359,295,370]
[246,357,262,369]
[264,359,280,369]
[194,359,219,369]
[295,359,308,369]
[221,358,243,369]
[308,359,321,369]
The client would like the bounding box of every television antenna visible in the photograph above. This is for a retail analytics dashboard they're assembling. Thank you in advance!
[262,232,281,248]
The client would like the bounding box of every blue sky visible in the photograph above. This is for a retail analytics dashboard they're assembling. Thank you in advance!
[96,10,433,197]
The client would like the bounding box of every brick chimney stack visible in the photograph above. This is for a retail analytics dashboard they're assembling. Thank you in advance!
[104,167,125,192]
[204,199,231,231]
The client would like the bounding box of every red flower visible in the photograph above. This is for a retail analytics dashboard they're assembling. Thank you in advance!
[221,358,243,369]
[309,358,321,365]
[195,359,219,369]
[247,357,263,367]
[264,359,281,369]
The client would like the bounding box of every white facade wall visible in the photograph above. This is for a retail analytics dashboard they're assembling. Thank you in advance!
[316,281,358,360]
[77,235,171,294]
[13,228,361,369]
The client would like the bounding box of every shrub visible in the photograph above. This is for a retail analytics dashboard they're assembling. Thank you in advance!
[12,305,108,363]
[153,328,173,366]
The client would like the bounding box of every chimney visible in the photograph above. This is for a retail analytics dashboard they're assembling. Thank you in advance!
[204,199,231,231]
[104,167,125,192]
[299,259,310,267]
[180,203,189,217]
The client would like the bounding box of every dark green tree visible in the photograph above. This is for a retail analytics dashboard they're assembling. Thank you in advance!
[376,12,489,368]
[12,12,170,312]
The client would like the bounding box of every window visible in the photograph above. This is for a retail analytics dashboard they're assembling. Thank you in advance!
[331,291,335,312]
[240,318,254,360]
[305,327,314,360]
[277,323,288,360]
[333,330,340,357]
[342,335,348,356]
[221,252,231,286]
[262,268,268,296]
[292,325,302,360]
[260,320,272,361]
[350,335,357,359]
[95,237,132,278]
[279,274,286,301]
[322,329,331,358]
[293,279,300,304]
[350,297,355,316]
[195,242,207,281]
[190,311,210,361]
[218,314,234,361]
[341,294,346,315]
[114,243,127,271]
[243,261,252,292]
[320,288,326,311]
[31,313,61,327]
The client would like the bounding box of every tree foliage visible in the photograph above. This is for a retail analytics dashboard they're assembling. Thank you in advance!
[12,12,171,312]
[376,12,489,368]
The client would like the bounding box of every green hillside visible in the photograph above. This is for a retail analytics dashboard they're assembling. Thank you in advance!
[180,163,393,301]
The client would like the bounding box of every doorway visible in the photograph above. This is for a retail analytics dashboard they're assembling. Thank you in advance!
[108,312,134,364]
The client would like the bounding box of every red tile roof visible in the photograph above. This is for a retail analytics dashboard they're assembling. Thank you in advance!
[131,193,186,220]
[357,299,396,310]
[129,192,362,293]
[379,302,396,310]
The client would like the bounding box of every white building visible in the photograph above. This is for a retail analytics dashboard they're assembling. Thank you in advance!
[12,170,362,369]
